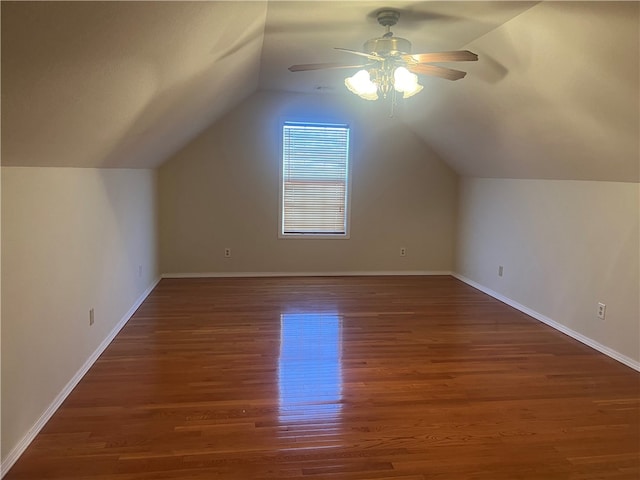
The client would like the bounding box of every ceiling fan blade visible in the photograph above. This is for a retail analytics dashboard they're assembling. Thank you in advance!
[334,48,382,61]
[288,62,367,72]
[402,50,478,64]
[408,64,468,81]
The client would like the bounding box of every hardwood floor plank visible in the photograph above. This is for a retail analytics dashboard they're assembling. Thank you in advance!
[5,276,639,479]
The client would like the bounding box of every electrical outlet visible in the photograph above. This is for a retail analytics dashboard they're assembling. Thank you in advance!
[498,265,504,277]
[597,302,606,320]
[89,308,95,326]
[224,248,231,258]
[400,247,406,257]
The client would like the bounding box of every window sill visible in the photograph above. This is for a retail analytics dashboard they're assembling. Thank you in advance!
[279,233,350,240]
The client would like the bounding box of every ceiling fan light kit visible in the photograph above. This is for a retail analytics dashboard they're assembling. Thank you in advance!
[345,65,423,101]
[288,9,478,102]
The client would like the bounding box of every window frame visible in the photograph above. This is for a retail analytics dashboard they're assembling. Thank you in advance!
[278,119,353,240]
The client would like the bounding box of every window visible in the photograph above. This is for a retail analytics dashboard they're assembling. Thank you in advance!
[281,122,350,237]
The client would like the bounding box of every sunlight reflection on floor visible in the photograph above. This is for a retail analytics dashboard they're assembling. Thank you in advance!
[278,312,343,426]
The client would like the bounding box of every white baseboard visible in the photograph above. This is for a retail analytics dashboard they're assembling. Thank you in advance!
[162,270,452,278]
[452,273,640,372]
[1,277,161,478]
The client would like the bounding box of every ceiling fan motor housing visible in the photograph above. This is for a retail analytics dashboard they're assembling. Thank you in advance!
[376,9,400,27]
[364,36,411,56]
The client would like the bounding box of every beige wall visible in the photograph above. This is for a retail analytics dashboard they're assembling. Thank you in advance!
[1,167,159,464]
[456,177,640,364]
[159,91,458,274]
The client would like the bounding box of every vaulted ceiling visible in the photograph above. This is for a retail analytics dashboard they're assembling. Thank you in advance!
[2,1,638,181]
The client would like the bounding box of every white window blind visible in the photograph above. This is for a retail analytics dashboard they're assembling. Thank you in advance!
[281,122,350,236]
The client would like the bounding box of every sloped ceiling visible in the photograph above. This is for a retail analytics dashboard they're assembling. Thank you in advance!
[1,1,268,168]
[2,1,638,181]
[402,1,639,181]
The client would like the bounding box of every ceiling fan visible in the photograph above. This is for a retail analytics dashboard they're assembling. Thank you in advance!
[288,9,478,101]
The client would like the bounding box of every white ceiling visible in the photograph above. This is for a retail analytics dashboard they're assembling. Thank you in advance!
[2,1,638,181]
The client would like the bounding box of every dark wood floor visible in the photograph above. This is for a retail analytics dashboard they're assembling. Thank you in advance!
[6,276,639,479]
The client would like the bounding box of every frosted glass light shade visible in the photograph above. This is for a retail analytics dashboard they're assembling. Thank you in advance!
[344,70,378,101]
[393,67,423,98]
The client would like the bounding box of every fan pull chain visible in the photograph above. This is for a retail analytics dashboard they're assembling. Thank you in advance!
[389,89,397,118]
